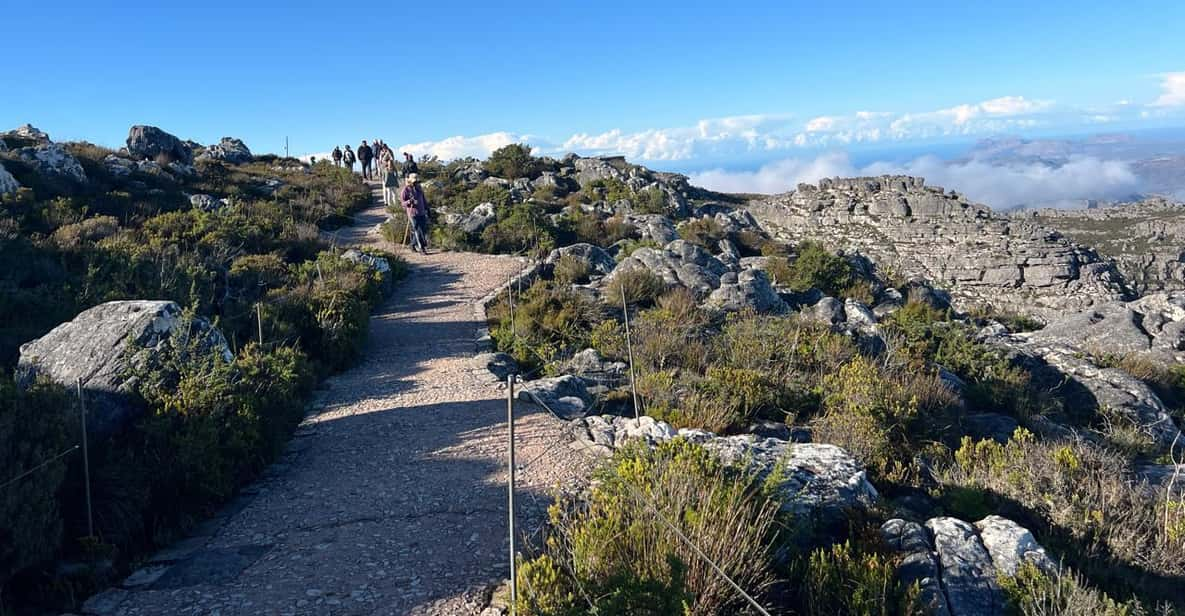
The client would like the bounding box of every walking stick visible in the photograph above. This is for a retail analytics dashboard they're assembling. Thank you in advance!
[402,213,411,246]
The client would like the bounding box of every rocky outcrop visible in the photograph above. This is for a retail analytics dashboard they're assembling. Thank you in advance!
[459,202,497,234]
[197,137,253,164]
[189,194,225,211]
[1014,198,1185,294]
[748,175,1131,321]
[16,301,231,439]
[126,125,193,165]
[610,240,728,298]
[0,123,51,147]
[13,142,87,184]
[1027,292,1185,362]
[0,161,19,195]
[568,416,878,517]
[341,249,396,294]
[882,515,1052,616]
[558,348,628,389]
[985,331,1181,451]
[545,243,617,278]
[705,269,786,313]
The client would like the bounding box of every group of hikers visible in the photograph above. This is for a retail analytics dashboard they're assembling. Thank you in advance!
[330,141,429,253]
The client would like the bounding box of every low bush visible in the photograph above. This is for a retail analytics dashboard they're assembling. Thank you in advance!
[487,280,602,372]
[943,430,1185,599]
[484,143,538,180]
[517,439,777,615]
[552,254,592,286]
[677,218,726,251]
[792,539,921,616]
[1000,562,1149,616]
[780,240,856,296]
[604,267,667,308]
[480,203,557,257]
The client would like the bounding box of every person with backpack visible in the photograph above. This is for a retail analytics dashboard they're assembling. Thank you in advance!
[332,146,342,167]
[379,145,396,181]
[358,141,374,180]
[400,173,429,253]
[402,152,419,176]
[343,145,356,172]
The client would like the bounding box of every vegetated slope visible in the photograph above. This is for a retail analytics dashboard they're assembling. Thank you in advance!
[421,145,1183,613]
[0,124,403,612]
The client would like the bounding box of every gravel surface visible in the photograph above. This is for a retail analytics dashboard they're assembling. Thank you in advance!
[103,184,592,616]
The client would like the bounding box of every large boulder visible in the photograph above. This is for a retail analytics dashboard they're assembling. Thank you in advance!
[16,301,231,439]
[196,137,253,164]
[705,269,786,313]
[0,161,19,195]
[14,143,87,184]
[610,240,729,298]
[545,243,617,278]
[558,348,628,389]
[573,157,625,187]
[880,519,950,616]
[925,517,1006,616]
[459,202,497,234]
[0,123,51,147]
[518,375,591,419]
[973,515,1054,576]
[126,125,193,165]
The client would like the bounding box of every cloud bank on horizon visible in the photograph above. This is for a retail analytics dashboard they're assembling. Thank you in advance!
[384,72,1183,207]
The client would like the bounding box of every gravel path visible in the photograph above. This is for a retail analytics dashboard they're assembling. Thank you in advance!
[100,183,590,616]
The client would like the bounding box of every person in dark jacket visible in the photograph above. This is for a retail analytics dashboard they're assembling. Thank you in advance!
[402,152,419,175]
[358,141,374,180]
[342,145,356,172]
[400,173,429,253]
[332,146,342,167]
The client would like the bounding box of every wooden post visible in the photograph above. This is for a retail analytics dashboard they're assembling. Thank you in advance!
[507,374,518,613]
[256,303,264,347]
[76,378,94,538]
[622,285,640,419]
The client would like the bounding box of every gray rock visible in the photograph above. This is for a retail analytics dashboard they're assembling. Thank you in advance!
[103,154,135,177]
[546,243,617,277]
[559,348,628,388]
[341,249,395,293]
[925,517,1005,616]
[460,202,497,234]
[17,301,231,439]
[0,123,51,146]
[0,161,19,195]
[961,413,1019,444]
[843,298,878,327]
[880,519,950,616]
[518,375,591,419]
[1028,302,1153,355]
[706,269,786,313]
[196,137,253,164]
[1134,463,1185,498]
[474,352,518,381]
[973,515,1054,576]
[573,157,625,187]
[625,214,678,245]
[810,296,846,325]
[126,125,193,165]
[189,194,223,211]
[14,143,87,184]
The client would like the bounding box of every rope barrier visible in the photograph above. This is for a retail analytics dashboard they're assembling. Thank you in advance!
[0,445,80,492]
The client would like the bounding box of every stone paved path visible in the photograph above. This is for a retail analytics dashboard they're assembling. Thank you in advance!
[101,182,589,615]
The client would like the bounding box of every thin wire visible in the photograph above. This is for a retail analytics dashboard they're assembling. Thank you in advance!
[0,445,80,491]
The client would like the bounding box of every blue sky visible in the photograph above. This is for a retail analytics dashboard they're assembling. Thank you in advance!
[5,0,1185,196]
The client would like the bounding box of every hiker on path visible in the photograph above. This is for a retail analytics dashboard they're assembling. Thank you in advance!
[343,145,356,172]
[383,158,401,208]
[400,173,429,253]
[332,146,342,167]
[379,145,396,182]
[403,152,419,176]
[358,141,374,180]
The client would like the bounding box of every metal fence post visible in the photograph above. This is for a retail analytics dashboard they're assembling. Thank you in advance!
[621,285,640,419]
[256,303,264,347]
[76,378,94,538]
[507,374,518,613]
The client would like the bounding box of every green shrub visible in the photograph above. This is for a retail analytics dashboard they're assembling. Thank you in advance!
[794,540,920,616]
[522,439,776,614]
[634,186,669,214]
[1000,562,1147,616]
[0,378,73,594]
[604,267,667,308]
[614,238,660,261]
[782,240,855,296]
[944,430,1185,597]
[552,254,592,285]
[487,280,602,372]
[484,143,538,179]
[480,203,557,257]
[677,218,726,251]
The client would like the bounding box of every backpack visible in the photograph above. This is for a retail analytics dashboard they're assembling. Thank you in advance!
[344,150,356,164]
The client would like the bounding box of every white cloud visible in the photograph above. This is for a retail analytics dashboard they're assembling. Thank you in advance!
[691,153,1140,209]
[1152,72,1185,107]
[804,116,837,132]
[397,132,528,160]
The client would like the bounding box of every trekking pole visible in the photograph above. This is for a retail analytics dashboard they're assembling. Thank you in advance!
[621,285,640,420]
[507,374,518,613]
[77,378,94,538]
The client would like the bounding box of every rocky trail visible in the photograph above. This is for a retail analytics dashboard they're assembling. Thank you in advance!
[93,182,589,616]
